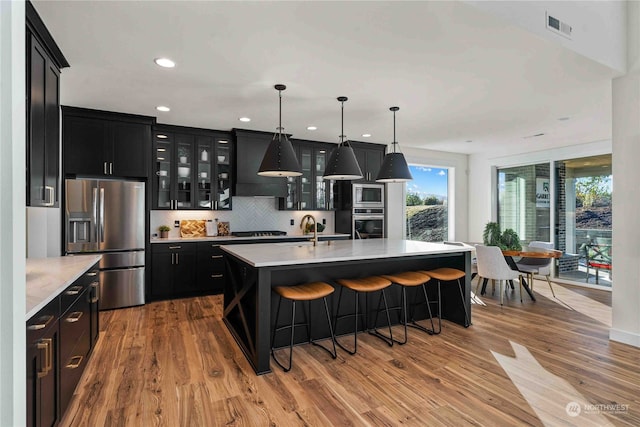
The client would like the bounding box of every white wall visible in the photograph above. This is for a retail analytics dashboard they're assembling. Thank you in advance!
[467,139,612,243]
[466,0,627,73]
[26,207,62,258]
[387,147,468,241]
[0,1,26,424]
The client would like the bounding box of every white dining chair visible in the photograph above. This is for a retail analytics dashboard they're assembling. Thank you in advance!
[515,241,555,299]
[475,245,522,305]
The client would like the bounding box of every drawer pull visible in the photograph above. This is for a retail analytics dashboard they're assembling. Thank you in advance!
[66,355,83,369]
[169,245,181,249]
[28,315,54,331]
[211,274,224,278]
[65,285,83,296]
[210,244,220,248]
[211,255,223,259]
[86,271,98,277]
[36,338,52,378]
[65,311,83,323]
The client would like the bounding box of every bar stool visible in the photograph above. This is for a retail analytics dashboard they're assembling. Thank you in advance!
[271,282,337,372]
[418,267,470,328]
[333,276,393,355]
[380,271,436,344]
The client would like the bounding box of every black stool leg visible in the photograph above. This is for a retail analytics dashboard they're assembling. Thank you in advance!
[271,297,296,372]
[334,288,360,355]
[308,297,337,359]
[368,290,394,346]
[456,278,471,327]
[407,283,439,335]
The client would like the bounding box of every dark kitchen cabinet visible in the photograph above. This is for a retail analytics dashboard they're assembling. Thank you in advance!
[350,141,385,183]
[151,242,197,298]
[63,106,153,179]
[26,2,68,208]
[27,261,99,427]
[279,140,335,210]
[26,299,59,427]
[233,129,287,197]
[196,242,226,294]
[153,125,232,210]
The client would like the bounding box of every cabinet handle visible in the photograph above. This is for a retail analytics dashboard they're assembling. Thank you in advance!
[36,338,52,378]
[171,253,174,265]
[211,274,223,278]
[104,161,108,175]
[65,285,83,296]
[211,255,223,259]
[64,311,83,323]
[169,245,181,249]
[43,186,55,206]
[175,253,179,264]
[66,355,83,370]
[28,315,54,331]
[210,244,220,248]
[89,281,100,303]
[86,270,98,277]
[109,162,113,175]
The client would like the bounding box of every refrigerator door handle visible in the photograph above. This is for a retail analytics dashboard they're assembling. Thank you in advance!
[99,188,105,243]
[92,187,99,243]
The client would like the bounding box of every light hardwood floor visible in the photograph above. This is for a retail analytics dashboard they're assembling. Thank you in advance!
[60,281,640,426]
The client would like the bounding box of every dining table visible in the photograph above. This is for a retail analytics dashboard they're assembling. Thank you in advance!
[479,246,562,301]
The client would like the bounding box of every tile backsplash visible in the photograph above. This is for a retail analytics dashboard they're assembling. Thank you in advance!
[150,197,335,238]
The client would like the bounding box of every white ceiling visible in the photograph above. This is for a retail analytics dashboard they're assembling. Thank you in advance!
[33,0,619,156]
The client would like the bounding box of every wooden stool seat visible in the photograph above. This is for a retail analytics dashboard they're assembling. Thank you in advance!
[337,276,391,293]
[382,271,430,287]
[418,267,464,282]
[274,282,334,301]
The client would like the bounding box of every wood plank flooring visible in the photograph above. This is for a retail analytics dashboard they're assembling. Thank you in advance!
[60,281,640,426]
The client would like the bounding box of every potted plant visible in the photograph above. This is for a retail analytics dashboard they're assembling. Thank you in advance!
[158,225,170,238]
[482,222,522,250]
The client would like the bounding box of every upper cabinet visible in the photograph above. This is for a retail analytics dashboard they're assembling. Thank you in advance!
[279,140,335,210]
[63,107,154,179]
[152,125,232,210]
[350,141,386,183]
[26,1,69,208]
[233,129,287,197]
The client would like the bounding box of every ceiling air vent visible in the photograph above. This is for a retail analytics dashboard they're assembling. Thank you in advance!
[546,12,572,39]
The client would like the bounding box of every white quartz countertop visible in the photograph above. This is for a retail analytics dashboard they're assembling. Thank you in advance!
[26,255,102,320]
[220,239,473,267]
[150,233,349,244]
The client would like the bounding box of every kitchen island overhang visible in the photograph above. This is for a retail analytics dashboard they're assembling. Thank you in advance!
[221,239,473,375]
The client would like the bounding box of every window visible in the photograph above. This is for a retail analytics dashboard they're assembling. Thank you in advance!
[406,165,448,242]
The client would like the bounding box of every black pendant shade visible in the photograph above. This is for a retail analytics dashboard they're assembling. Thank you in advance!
[258,84,302,177]
[323,96,363,180]
[376,106,413,183]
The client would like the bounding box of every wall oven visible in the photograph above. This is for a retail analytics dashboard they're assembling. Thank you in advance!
[353,208,384,239]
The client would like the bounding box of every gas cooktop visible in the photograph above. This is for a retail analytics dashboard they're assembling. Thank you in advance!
[231,231,287,237]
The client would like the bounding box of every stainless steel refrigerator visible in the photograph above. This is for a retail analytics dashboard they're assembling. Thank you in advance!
[65,179,145,310]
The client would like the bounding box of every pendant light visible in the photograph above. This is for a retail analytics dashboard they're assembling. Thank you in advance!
[258,84,302,177]
[376,106,413,182]
[323,96,363,180]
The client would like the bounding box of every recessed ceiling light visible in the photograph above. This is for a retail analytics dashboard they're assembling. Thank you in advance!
[307,126,317,131]
[239,117,251,122]
[466,140,473,143]
[558,117,570,121]
[154,57,175,68]
[157,134,168,139]
[362,133,371,138]
[156,106,170,112]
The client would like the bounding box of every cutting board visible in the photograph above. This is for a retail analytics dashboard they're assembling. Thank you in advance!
[180,220,206,237]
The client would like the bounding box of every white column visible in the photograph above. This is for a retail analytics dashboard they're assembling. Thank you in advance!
[610,1,640,347]
[0,0,26,424]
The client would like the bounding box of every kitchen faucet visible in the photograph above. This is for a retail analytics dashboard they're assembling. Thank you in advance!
[300,214,318,246]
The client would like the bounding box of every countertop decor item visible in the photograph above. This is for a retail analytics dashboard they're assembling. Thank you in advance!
[322,96,363,180]
[257,84,302,177]
[217,221,230,236]
[158,225,170,238]
[376,106,413,182]
[180,220,206,237]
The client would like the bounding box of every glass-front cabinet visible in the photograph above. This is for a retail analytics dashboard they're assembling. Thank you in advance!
[153,126,232,210]
[279,141,333,210]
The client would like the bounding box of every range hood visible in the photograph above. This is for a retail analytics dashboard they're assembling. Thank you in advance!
[233,129,287,197]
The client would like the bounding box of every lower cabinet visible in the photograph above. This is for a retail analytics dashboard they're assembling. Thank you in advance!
[151,243,197,298]
[27,262,100,427]
[196,242,226,294]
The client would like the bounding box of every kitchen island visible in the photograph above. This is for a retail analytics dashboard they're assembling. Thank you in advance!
[221,239,473,374]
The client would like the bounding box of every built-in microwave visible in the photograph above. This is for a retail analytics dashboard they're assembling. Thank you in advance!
[353,183,384,208]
